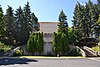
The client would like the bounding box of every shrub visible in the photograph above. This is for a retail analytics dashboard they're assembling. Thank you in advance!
[0,48,4,52]
[68,48,82,56]
[0,41,11,52]
[13,50,23,56]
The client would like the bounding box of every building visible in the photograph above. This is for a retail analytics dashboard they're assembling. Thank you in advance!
[39,22,58,55]
[39,22,58,33]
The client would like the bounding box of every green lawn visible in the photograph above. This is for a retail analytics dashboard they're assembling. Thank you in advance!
[18,56,83,59]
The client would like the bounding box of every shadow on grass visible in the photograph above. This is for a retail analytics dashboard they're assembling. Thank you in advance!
[0,58,38,65]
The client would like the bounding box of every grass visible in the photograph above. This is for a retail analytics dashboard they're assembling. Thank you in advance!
[18,56,84,59]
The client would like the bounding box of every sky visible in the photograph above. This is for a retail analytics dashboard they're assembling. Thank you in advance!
[0,0,97,26]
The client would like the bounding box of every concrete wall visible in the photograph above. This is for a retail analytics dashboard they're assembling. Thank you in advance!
[42,33,54,55]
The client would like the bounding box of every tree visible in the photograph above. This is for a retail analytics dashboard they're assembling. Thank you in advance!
[58,10,68,35]
[52,32,62,56]
[14,6,27,45]
[14,2,39,45]
[21,2,39,45]
[68,27,80,44]
[0,5,5,39]
[23,1,32,32]
[95,14,100,37]
[4,6,14,36]
[37,32,44,53]
[31,13,40,31]
[27,33,35,53]
[72,2,87,38]
[72,0,99,38]
[52,10,69,56]
[97,0,100,12]
[52,32,69,56]
[3,6,15,45]
[61,33,69,54]
[27,32,44,55]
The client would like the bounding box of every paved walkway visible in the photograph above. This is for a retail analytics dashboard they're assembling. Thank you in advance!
[0,57,100,67]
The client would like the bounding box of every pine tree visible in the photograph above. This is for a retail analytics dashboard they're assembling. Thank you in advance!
[27,33,35,53]
[23,1,32,32]
[4,6,15,36]
[72,2,84,38]
[3,5,15,45]
[0,5,5,39]
[72,0,98,38]
[97,0,100,12]
[31,13,39,31]
[61,33,69,54]
[15,6,27,45]
[95,14,100,37]
[52,32,62,55]
[58,10,68,35]
[37,32,44,54]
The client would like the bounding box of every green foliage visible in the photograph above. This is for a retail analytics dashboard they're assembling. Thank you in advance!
[95,14,100,38]
[0,41,11,52]
[4,6,15,37]
[92,46,99,52]
[62,33,69,53]
[58,10,68,35]
[0,49,4,52]
[27,32,44,54]
[27,33,35,52]
[13,50,23,56]
[0,5,5,37]
[37,32,44,52]
[68,48,82,56]
[53,10,69,55]
[68,28,80,44]
[1,2,39,46]
[72,0,99,38]
[52,32,69,55]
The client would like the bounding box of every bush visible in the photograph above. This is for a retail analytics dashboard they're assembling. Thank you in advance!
[13,50,23,56]
[0,48,4,52]
[92,46,99,52]
[68,48,82,56]
[0,41,11,52]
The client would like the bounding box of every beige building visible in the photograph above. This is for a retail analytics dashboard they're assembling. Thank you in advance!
[39,22,58,55]
[39,22,58,33]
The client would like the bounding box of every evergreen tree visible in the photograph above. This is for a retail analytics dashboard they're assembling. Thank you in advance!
[23,1,32,32]
[4,6,14,37]
[97,0,100,12]
[31,13,39,31]
[52,32,62,55]
[58,10,68,35]
[72,3,79,29]
[52,32,69,55]
[27,32,44,55]
[27,33,35,53]
[72,0,99,38]
[95,14,100,37]
[0,5,5,39]
[3,5,15,45]
[61,33,69,54]
[22,2,39,45]
[68,27,80,44]
[37,32,44,54]
[15,6,27,45]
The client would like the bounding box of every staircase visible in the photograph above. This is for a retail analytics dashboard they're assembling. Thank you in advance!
[0,46,20,57]
[76,46,86,57]
[82,46,97,57]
